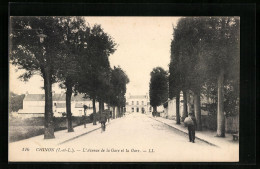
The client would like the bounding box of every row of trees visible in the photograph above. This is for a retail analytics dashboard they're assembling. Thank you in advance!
[10,16,129,139]
[169,17,239,137]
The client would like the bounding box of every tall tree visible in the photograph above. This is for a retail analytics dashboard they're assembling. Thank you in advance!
[170,17,212,129]
[183,17,239,135]
[202,17,240,137]
[75,24,116,125]
[149,67,168,113]
[110,66,129,118]
[55,17,90,132]
[170,17,239,133]
[10,16,65,139]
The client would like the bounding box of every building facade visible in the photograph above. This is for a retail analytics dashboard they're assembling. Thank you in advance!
[125,93,152,113]
[163,92,184,119]
[18,92,98,117]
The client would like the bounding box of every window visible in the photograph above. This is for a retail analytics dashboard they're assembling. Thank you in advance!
[137,101,139,105]
[142,101,144,105]
[132,107,134,112]
[132,101,134,105]
[54,102,56,106]
[149,107,152,112]
[136,107,139,112]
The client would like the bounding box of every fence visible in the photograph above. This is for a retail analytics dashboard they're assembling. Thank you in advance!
[201,114,239,133]
[225,115,239,134]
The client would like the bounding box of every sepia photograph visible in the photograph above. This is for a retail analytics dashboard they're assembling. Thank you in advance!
[8,16,240,162]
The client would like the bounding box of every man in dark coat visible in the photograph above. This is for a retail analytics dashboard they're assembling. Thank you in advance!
[100,112,107,132]
[188,112,197,143]
[104,109,110,123]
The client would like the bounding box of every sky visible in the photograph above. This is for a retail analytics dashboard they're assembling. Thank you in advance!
[9,17,181,95]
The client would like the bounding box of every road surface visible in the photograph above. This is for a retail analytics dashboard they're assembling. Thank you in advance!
[59,113,224,162]
[9,113,237,162]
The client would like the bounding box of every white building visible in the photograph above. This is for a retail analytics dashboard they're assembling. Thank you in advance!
[163,93,184,120]
[125,93,152,113]
[163,91,208,120]
[18,92,98,117]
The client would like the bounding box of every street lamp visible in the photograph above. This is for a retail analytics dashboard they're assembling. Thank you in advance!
[37,33,47,43]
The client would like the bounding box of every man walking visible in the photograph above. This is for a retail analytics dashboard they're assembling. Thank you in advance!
[185,111,197,143]
[100,112,107,132]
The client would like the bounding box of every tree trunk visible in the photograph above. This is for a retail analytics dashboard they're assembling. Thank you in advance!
[182,90,188,121]
[118,106,121,117]
[187,91,192,113]
[43,69,55,139]
[216,69,225,137]
[117,106,120,118]
[194,90,202,131]
[99,101,102,113]
[84,107,86,128]
[118,106,120,117]
[116,106,117,118]
[102,101,105,111]
[121,107,123,117]
[176,92,181,124]
[153,106,157,112]
[66,83,74,132]
[113,106,115,119]
[92,98,97,125]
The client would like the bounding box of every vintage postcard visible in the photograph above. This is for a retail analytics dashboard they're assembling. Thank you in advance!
[9,16,239,162]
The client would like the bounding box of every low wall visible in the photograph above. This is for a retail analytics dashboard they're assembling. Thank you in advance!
[9,116,92,142]
[201,114,239,133]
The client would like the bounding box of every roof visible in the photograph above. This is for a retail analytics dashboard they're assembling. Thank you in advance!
[129,95,147,99]
[72,94,91,101]
[56,103,66,108]
[53,94,66,101]
[24,93,91,102]
[23,94,45,101]
[75,103,84,108]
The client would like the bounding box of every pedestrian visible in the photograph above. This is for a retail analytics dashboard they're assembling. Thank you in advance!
[152,111,156,117]
[110,110,112,119]
[184,111,197,143]
[100,112,107,132]
[106,110,110,123]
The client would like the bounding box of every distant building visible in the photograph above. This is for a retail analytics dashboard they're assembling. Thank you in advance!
[18,92,97,117]
[125,93,152,113]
